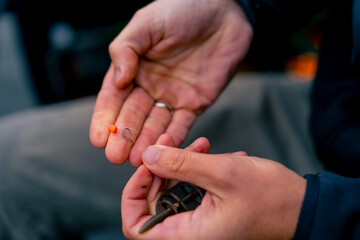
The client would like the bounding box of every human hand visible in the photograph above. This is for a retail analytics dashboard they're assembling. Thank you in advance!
[89,0,253,167]
[122,139,306,240]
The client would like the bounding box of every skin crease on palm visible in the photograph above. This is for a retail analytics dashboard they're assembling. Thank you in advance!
[89,0,254,167]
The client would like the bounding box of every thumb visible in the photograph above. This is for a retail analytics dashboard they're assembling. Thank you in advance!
[109,6,160,88]
[109,43,139,89]
[142,145,228,193]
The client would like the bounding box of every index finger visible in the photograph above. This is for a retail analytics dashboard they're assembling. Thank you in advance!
[121,165,154,238]
[89,64,134,148]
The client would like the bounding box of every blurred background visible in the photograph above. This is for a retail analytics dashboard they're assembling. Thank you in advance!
[0,0,151,116]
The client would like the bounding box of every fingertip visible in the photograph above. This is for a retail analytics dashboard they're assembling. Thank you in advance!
[128,149,144,168]
[112,65,126,89]
[128,133,175,168]
[89,124,108,149]
[142,146,161,166]
[105,145,128,165]
[156,133,176,146]
[111,48,139,89]
[114,67,135,89]
[89,133,102,149]
[186,137,210,153]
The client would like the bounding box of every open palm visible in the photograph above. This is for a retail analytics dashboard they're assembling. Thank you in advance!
[90,0,253,167]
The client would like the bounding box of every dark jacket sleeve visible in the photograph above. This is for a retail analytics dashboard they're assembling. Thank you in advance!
[294,173,360,240]
[310,0,360,177]
[235,0,328,37]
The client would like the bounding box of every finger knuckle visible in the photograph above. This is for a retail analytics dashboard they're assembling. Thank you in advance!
[108,41,117,56]
[169,150,191,174]
[215,157,238,185]
[133,7,146,19]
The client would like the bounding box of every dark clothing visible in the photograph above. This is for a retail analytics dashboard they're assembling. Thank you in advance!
[295,173,360,240]
[311,0,360,177]
[236,0,326,38]
[237,0,360,239]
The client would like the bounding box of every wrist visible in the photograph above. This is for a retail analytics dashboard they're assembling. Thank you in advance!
[256,162,307,240]
[288,178,307,239]
[278,174,307,239]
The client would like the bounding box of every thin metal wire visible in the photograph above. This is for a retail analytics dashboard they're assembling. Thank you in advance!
[122,128,133,142]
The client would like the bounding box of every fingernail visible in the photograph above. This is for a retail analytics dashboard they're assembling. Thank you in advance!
[143,146,160,165]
